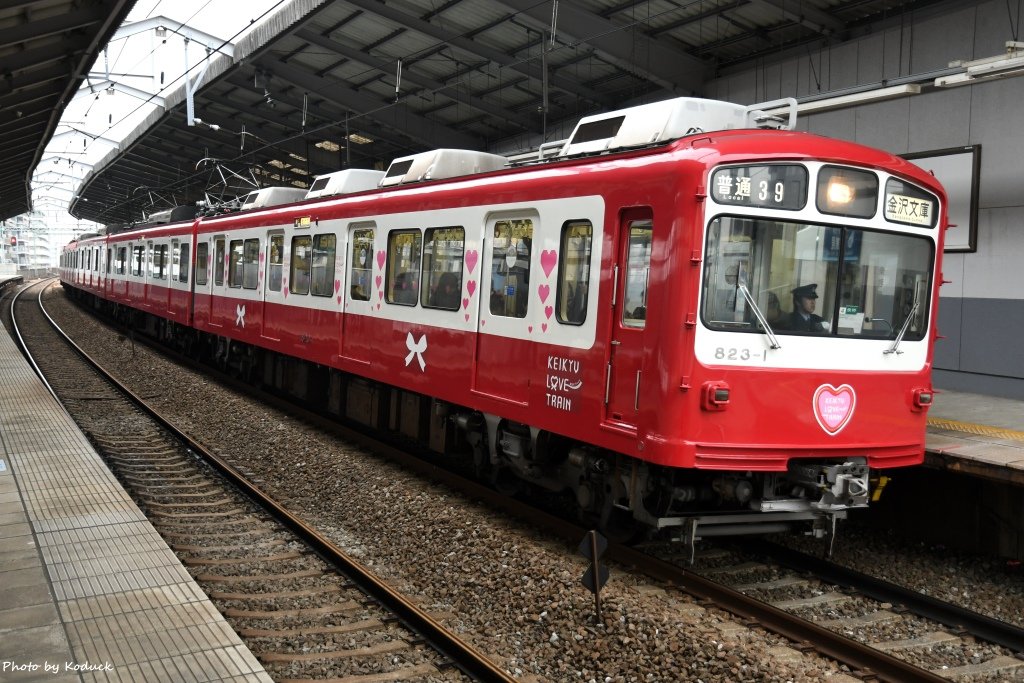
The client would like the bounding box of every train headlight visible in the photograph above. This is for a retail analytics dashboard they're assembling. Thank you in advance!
[816,166,878,218]
[702,381,730,411]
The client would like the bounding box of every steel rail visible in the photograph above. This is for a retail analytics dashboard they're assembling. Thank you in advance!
[29,281,516,683]
[752,540,1024,654]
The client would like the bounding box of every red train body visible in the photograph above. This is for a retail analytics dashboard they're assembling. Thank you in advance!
[61,98,946,544]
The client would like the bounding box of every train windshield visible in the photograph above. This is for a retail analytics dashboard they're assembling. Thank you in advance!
[703,216,934,340]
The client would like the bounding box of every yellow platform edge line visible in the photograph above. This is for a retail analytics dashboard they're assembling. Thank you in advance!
[927,416,1024,442]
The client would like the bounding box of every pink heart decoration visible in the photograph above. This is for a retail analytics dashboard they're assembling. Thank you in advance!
[464,314,470,322]
[544,305,553,319]
[542,323,548,332]
[375,275,383,288]
[378,290,384,300]
[481,319,486,326]
[334,279,341,293]
[538,284,550,303]
[528,325,533,333]
[462,297,470,310]
[813,384,857,436]
[284,287,289,298]
[540,250,558,278]
[337,295,342,304]
[259,252,265,262]
[465,249,479,273]
[376,250,386,269]
[376,303,381,310]
[467,280,477,297]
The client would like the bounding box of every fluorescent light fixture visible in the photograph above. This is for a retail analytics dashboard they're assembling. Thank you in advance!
[760,84,921,117]
[935,41,1024,87]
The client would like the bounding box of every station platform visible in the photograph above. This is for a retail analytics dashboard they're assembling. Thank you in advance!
[926,389,1024,487]
[0,307,270,680]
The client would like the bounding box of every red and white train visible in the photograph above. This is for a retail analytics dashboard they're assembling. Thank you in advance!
[61,97,946,546]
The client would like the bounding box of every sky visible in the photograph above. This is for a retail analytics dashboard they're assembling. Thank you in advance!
[31,0,286,231]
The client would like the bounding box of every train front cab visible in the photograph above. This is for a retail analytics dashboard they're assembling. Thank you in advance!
[667,156,945,548]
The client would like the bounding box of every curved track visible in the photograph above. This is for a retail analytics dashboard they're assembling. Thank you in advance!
[12,278,514,683]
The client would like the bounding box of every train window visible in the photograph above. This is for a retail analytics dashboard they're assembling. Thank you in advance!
[291,235,312,295]
[422,227,464,311]
[310,233,336,297]
[171,240,180,281]
[703,216,933,341]
[489,219,533,318]
[153,245,167,280]
[622,222,652,328]
[195,242,209,285]
[132,245,144,277]
[267,234,283,291]
[556,221,593,325]
[228,240,244,288]
[106,248,112,274]
[348,228,374,301]
[117,247,127,275]
[179,244,190,283]
[147,242,155,279]
[243,239,259,290]
[214,238,225,286]
[386,230,422,306]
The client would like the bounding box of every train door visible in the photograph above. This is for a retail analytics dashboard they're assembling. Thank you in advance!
[340,223,375,365]
[604,210,653,426]
[261,230,284,341]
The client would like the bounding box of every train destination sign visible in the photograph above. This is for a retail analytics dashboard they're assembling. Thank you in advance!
[884,178,938,228]
[711,164,808,210]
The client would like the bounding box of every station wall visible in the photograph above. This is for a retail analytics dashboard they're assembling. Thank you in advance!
[705,0,1024,399]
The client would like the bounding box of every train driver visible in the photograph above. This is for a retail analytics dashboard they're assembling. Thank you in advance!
[788,283,828,333]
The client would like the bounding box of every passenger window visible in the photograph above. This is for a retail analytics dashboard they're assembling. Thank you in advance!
[243,238,259,289]
[228,240,244,288]
[291,235,312,295]
[196,242,209,285]
[214,238,225,286]
[179,244,190,283]
[489,218,533,318]
[623,221,652,327]
[154,245,167,280]
[132,245,144,277]
[556,221,593,325]
[386,230,422,306]
[171,240,180,281]
[348,228,374,301]
[311,233,336,297]
[422,227,464,311]
[267,234,283,292]
[118,247,127,275]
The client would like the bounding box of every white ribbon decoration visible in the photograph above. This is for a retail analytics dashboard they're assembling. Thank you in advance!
[235,304,246,328]
[404,332,427,371]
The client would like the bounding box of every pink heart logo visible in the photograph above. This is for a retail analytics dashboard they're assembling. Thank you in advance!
[462,297,470,310]
[465,249,479,273]
[259,252,264,263]
[464,314,470,322]
[378,290,383,300]
[538,284,550,303]
[544,305,553,320]
[542,323,548,332]
[467,280,477,297]
[337,295,342,304]
[376,250,386,269]
[375,275,382,289]
[334,279,341,293]
[376,303,381,310]
[284,287,289,298]
[813,384,856,436]
[528,325,533,333]
[540,250,558,278]
[481,319,486,326]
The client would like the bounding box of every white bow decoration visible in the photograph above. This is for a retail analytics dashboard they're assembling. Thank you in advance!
[235,304,246,327]
[404,332,427,371]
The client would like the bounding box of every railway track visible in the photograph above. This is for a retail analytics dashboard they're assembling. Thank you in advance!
[11,278,513,683]
[34,278,1024,682]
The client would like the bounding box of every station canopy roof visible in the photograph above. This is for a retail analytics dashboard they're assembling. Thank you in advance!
[51,0,949,226]
[0,0,134,221]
